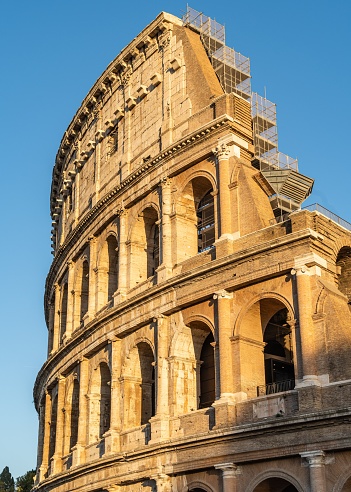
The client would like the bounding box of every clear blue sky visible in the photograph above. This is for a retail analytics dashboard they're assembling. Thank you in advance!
[1,0,350,480]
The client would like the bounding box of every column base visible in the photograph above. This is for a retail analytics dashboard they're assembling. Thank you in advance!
[71,443,86,467]
[295,375,322,388]
[156,264,172,282]
[149,415,170,443]
[103,429,121,455]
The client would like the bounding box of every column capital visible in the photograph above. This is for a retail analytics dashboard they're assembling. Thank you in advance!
[213,142,231,160]
[300,450,326,467]
[213,289,233,300]
[214,462,241,477]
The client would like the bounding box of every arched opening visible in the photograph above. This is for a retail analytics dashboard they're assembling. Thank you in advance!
[336,246,351,303]
[129,207,159,287]
[176,176,215,263]
[199,332,215,408]
[187,320,216,409]
[107,235,118,301]
[48,393,58,462]
[99,362,111,438]
[253,477,298,491]
[69,378,79,449]
[197,190,215,253]
[138,342,156,425]
[80,260,89,320]
[236,298,295,398]
[263,308,295,394]
[340,475,351,491]
[59,283,68,343]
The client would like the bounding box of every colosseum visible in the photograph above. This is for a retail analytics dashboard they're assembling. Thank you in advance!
[33,7,351,492]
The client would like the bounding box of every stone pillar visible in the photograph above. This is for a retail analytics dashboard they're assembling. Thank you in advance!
[158,178,172,282]
[114,209,128,304]
[151,473,172,492]
[52,283,61,352]
[300,451,327,492]
[214,463,241,492]
[150,316,170,442]
[214,142,232,238]
[72,357,89,466]
[47,299,55,356]
[292,266,320,386]
[38,390,51,482]
[51,375,66,474]
[105,337,122,454]
[213,290,234,400]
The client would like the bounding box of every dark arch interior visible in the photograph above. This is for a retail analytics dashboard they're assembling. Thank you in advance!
[253,477,298,492]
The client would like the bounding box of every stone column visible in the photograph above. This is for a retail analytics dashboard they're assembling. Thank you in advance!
[105,337,122,454]
[213,290,234,399]
[300,451,327,492]
[213,142,232,238]
[47,299,55,356]
[158,178,172,282]
[38,390,51,482]
[292,266,319,386]
[150,315,170,442]
[72,357,89,466]
[114,209,128,304]
[52,375,66,474]
[214,463,241,492]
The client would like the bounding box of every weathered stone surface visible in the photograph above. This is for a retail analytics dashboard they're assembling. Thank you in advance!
[34,9,351,492]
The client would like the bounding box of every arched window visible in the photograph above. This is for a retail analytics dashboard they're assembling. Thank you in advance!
[130,207,159,287]
[48,393,58,462]
[107,236,118,301]
[199,332,215,408]
[80,260,89,320]
[197,190,215,252]
[263,308,294,394]
[138,342,155,425]
[70,379,79,449]
[336,246,351,303]
[59,283,68,343]
[99,363,111,438]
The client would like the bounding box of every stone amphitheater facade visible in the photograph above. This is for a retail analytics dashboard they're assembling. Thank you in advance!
[33,8,351,492]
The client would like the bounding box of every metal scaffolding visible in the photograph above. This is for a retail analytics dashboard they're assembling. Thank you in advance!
[183,6,314,216]
[183,6,251,99]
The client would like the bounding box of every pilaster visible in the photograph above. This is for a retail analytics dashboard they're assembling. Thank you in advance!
[114,209,128,304]
[157,178,172,282]
[104,337,122,454]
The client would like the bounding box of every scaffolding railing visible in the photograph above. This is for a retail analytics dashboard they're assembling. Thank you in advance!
[258,150,298,171]
[182,6,225,43]
[251,93,277,123]
[302,203,351,231]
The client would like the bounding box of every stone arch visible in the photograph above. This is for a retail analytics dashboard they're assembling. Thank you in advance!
[87,360,111,443]
[233,293,295,398]
[333,468,351,492]
[59,282,68,344]
[128,204,160,287]
[122,339,155,428]
[174,173,216,263]
[336,246,351,302]
[170,316,215,413]
[62,374,79,456]
[96,233,119,309]
[183,481,215,492]
[247,469,303,492]
[72,254,90,329]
